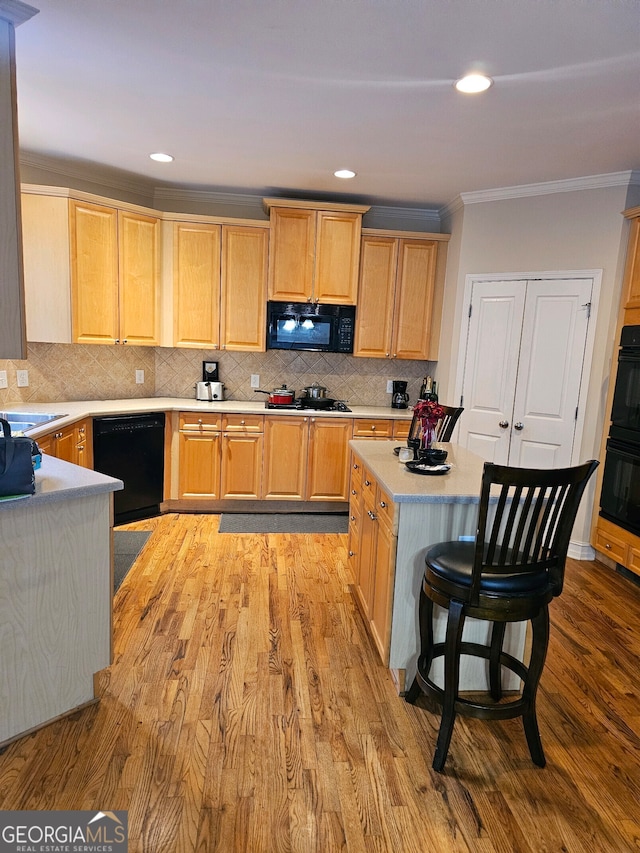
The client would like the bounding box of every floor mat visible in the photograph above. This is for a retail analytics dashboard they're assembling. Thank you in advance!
[218,513,349,534]
[113,530,152,592]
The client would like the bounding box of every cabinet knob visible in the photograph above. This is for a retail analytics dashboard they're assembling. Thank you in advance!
[348,550,355,557]
[371,425,376,431]
[499,420,509,429]
[385,352,390,358]
[353,463,359,470]
[605,543,611,549]
[240,420,246,425]
[392,353,397,358]
[514,421,525,431]
[350,515,355,521]
[122,339,128,344]
[379,501,386,508]
[198,419,203,425]
[351,489,357,495]
[115,339,120,344]
[364,479,371,486]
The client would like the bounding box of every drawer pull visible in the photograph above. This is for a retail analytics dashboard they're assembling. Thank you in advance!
[348,550,355,557]
[240,420,246,425]
[605,543,611,549]
[368,510,377,520]
[371,425,376,431]
[351,489,357,495]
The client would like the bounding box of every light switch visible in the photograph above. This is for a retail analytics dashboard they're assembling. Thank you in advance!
[135,369,145,384]
[16,370,29,387]
[250,374,260,388]
[0,370,7,389]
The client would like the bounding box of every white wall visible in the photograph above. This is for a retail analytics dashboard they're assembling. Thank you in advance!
[439,180,635,550]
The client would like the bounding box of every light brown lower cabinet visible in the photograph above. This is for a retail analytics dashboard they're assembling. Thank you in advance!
[220,414,264,499]
[178,413,222,499]
[37,418,93,468]
[349,455,398,664]
[263,415,352,502]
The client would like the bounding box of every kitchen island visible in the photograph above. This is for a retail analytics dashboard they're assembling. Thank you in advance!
[348,439,526,693]
[0,455,122,744]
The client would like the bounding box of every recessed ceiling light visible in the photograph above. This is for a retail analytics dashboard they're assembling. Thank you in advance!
[149,152,174,163]
[454,74,493,94]
[334,169,356,179]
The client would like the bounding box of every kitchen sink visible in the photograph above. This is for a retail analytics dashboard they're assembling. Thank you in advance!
[0,411,67,434]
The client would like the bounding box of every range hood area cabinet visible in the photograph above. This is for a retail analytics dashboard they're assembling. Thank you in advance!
[354,229,450,361]
[162,217,268,351]
[264,198,370,305]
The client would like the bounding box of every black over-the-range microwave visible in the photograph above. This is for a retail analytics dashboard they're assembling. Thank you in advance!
[266,301,356,353]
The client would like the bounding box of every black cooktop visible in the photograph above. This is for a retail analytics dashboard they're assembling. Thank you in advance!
[264,400,351,412]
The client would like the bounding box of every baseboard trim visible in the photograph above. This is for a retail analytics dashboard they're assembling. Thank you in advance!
[568,539,596,561]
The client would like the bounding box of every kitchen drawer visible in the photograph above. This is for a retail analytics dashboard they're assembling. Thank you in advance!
[353,419,392,438]
[594,524,628,564]
[393,419,411,439]
[375,484,395,532]
[222,413,264,432]
[362,467,376,503]
[179,412,222,432]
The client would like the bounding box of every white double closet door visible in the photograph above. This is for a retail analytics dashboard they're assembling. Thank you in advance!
[457,276,594,468]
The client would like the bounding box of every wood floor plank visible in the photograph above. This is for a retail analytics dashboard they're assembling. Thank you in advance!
[0,513,639,852]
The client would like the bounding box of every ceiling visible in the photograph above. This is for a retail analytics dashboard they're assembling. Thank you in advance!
[12,0,640,209]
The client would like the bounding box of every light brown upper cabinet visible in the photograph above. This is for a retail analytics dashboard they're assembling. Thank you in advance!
[70,201,160,345]
[171,220,268,351]
[354,230,449,360]
[264,198,370,305]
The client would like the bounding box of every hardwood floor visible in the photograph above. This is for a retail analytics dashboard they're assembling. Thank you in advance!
[1,513,639,852]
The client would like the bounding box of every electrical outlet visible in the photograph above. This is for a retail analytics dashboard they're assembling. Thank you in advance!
[0,370,7,389]
[250,374,260,388]
[135,369,145,384]
[386,380,394,393]
[16,369,29,387]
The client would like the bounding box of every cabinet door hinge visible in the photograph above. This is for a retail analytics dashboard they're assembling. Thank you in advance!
[468,303,473,318]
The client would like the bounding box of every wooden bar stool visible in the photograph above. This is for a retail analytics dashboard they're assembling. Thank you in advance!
[405,458,599,772]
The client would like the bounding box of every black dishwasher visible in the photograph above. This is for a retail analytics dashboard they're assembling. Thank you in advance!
[93,413,165,525]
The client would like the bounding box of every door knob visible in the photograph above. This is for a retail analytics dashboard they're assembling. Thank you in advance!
[499,420,509,428]
[514,422,524,430]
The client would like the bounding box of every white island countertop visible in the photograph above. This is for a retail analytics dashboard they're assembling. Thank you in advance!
[0,454,123,510]
[349,439,486,504]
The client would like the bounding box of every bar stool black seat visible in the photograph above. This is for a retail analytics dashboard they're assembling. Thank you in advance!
[405,458,599,772]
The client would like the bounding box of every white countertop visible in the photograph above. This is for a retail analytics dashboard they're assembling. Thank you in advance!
[0,454,122,510]
[2,397,413,439]
[349,439,486,504]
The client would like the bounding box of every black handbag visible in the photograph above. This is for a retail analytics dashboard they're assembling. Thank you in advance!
[0,418,36,498]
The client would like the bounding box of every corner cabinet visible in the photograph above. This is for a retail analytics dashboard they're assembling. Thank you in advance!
[71,201,160,345]
[264,198,370,305]
[354,230,449,360]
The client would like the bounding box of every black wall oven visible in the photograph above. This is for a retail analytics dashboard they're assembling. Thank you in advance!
[600,326,640,536]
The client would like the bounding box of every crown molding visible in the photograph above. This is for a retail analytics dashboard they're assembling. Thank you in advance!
[457,171,638,206]
[364,204,441,229]
[19,151,156,199]
[0,0,38,27]
[153,186,265,210]
[438,195,465,221]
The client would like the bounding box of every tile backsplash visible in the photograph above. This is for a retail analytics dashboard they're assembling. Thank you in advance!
[0,342,435,409]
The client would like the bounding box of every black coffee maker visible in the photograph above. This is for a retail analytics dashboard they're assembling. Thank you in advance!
[391,380,409,409]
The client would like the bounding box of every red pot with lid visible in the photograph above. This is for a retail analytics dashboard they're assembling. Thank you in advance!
[254,384,295,405]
